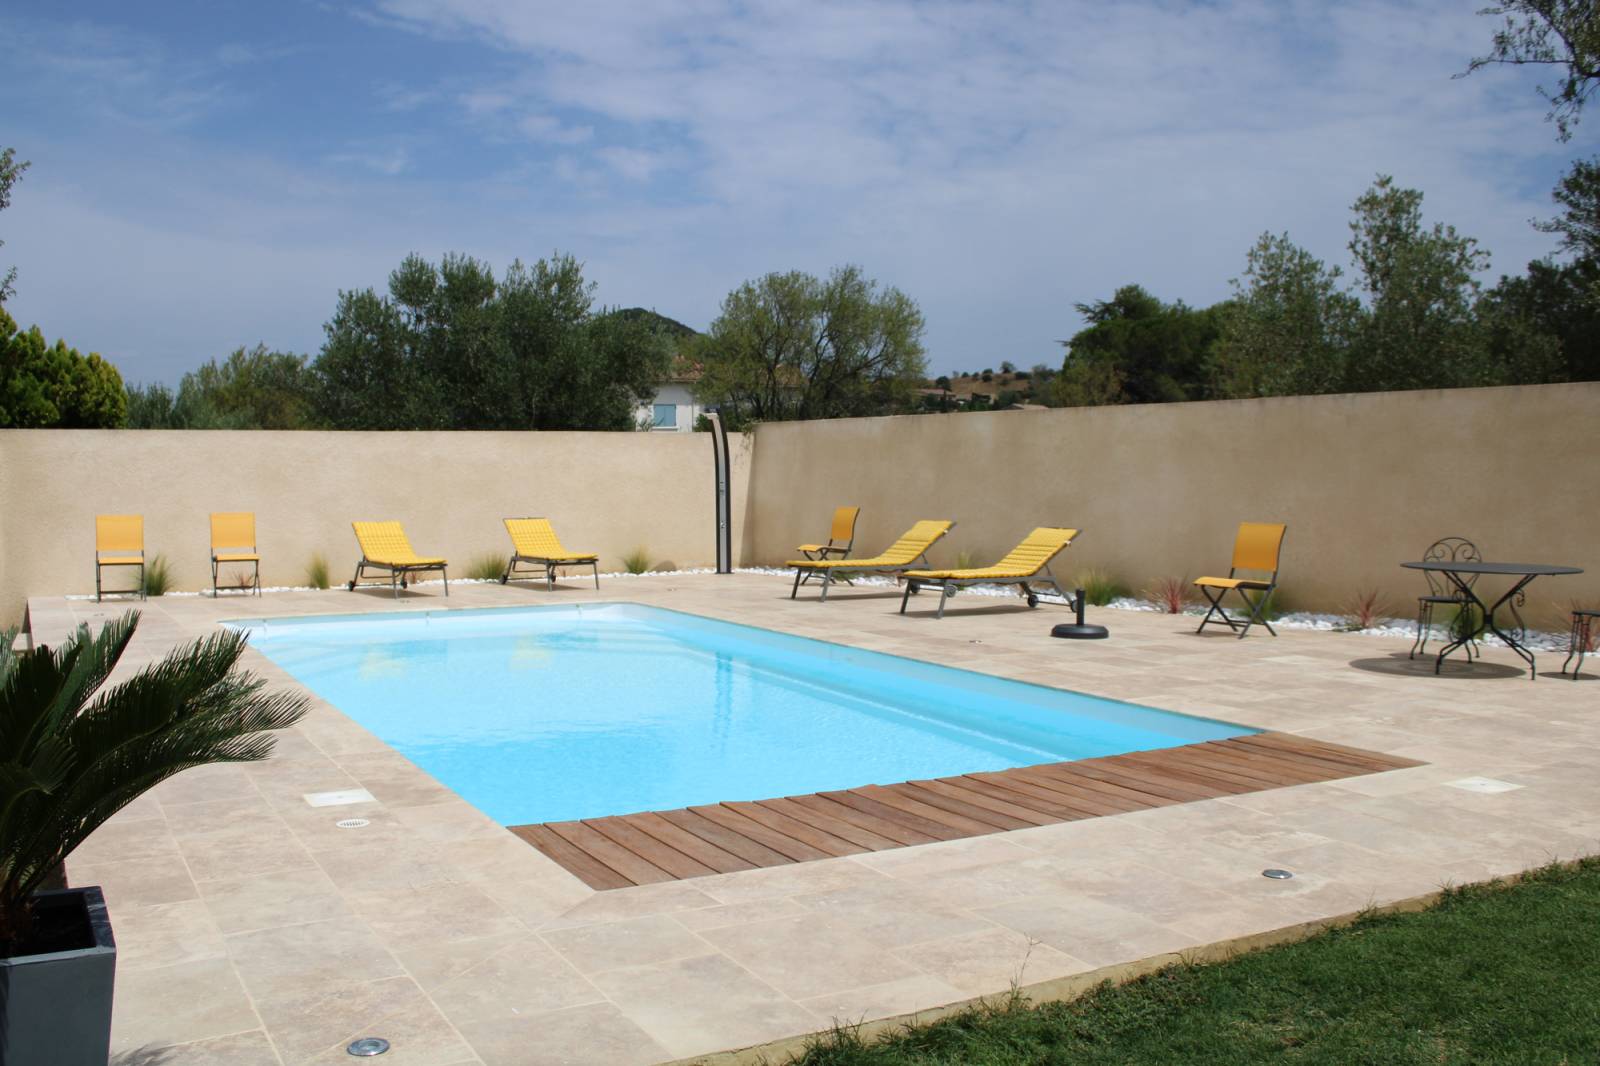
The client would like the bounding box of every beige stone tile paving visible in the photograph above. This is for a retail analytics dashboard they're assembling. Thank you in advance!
[34,572,1599,1064]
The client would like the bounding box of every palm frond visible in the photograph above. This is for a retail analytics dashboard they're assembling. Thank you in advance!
[0,614,308,941]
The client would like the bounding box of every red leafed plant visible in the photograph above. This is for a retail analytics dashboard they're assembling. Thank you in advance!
[1146,576,1190,614]
[1343,588,1388,631]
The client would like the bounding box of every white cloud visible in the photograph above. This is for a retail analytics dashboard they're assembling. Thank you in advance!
[517,113,594,144]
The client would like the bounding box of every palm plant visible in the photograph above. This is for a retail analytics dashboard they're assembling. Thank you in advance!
[0,612,307,951]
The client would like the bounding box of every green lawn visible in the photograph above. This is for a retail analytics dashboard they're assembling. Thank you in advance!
[792,858,1600,1065]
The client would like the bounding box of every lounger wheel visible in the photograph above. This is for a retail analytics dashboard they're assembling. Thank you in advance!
[400,577,408,589]
[346,580,356,591]
[1027,594,1039,608]
[500,575,508,584]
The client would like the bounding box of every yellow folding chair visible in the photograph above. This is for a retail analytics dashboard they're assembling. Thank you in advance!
[797,506,860,562]
[502,518,600,589]
[795,506,861,587]
[349,521,448,598]
[210,512,261,597]
[900,527,1079,618]
[1194,522,1287,638]
[95,514,146,602]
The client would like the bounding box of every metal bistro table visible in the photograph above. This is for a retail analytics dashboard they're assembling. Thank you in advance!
[1401,560,1584,680]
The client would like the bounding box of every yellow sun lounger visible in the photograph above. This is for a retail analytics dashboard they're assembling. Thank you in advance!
[349,521,448,598]
[1194,521,1286,638]
[787,520,954,602]
[502,518,600,589]
[95,514,146,602]
[210,512,261,597]
[900,527,1079,618]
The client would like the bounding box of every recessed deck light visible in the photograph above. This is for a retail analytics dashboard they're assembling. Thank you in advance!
[1262,868,1294,880]
[347,1037,390,1056]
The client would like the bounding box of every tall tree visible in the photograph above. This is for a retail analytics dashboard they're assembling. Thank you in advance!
[1052,285,1225,406]
[691,266,926,428]
[0,309,126,428]
[1345,176,1491,391]
[1464,1,1600,140]
[1214,233,1361,398]
[313,252,669,430]
[0,147,29,304]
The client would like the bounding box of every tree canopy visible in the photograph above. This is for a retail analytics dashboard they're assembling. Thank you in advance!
[313,252,672,431]
[1051,285,1226,407]
[1052,175,1590,407]
[1213,233,1359,398]
[691,266,927,429]
[1464,0,1600,140]
[125,345,316,429]
[0,309,126,428]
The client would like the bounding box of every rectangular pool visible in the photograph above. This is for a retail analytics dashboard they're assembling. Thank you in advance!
[233,603,1254,825]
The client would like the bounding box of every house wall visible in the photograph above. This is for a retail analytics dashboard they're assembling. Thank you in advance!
[0,429,750,626]
[638,383,702,432]
[743,383,1600,628]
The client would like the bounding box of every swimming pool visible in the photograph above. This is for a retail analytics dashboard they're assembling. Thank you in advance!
[234,603,1254,825]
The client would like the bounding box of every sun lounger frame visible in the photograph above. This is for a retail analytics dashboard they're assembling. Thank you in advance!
[900,562,1075,619]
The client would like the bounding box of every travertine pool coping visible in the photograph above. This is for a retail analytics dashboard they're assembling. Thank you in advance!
[32,573,1600,1066]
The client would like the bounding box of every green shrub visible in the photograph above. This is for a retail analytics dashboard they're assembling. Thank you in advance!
[622,547,653,575]
[304,553,330,590]
[143,554,171,596]
[955,550,978,570]
[1076,568,1128,606]
[465,553,507,581]
[1255,588,1287,622]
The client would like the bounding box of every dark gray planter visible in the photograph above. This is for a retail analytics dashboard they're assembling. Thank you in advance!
[0,886,116,1066]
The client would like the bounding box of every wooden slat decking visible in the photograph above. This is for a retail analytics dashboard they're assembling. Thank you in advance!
[507,731,1424,890]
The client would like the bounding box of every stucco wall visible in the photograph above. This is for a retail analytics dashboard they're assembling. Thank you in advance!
[0,429,750,626]
[743,383,1600,627]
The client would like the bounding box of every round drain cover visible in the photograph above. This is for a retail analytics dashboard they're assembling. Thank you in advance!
[336,818,371,829]
[347,1037,390,1056]
[1262,868,1294,880]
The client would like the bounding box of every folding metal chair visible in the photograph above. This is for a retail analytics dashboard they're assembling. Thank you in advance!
[795,506,860,585]
[1193,522,1287,638]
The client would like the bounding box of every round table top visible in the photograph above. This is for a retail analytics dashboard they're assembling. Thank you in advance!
[1401,560,1584,577]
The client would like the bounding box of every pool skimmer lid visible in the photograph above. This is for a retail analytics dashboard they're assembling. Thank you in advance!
[347,1037,390,1056]
[1262,868,1294,880]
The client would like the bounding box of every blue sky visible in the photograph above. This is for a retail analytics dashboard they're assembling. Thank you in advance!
[0,0,1586,383]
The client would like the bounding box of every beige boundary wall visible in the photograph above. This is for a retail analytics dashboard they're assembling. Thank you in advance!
[743,382,1600,628]
[0,429,750,627]
[2,383,1595,631]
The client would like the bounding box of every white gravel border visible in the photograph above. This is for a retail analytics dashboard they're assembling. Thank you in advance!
[67,565,1583,654]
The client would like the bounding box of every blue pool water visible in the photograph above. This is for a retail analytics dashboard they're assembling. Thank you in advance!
[232,603,1253,825]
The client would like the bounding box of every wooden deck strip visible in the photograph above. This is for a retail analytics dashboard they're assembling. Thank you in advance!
[509,732,1422,890]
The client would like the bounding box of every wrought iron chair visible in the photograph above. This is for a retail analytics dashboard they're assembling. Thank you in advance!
[1561,608,1598,680]
[1408,537,1480,661]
